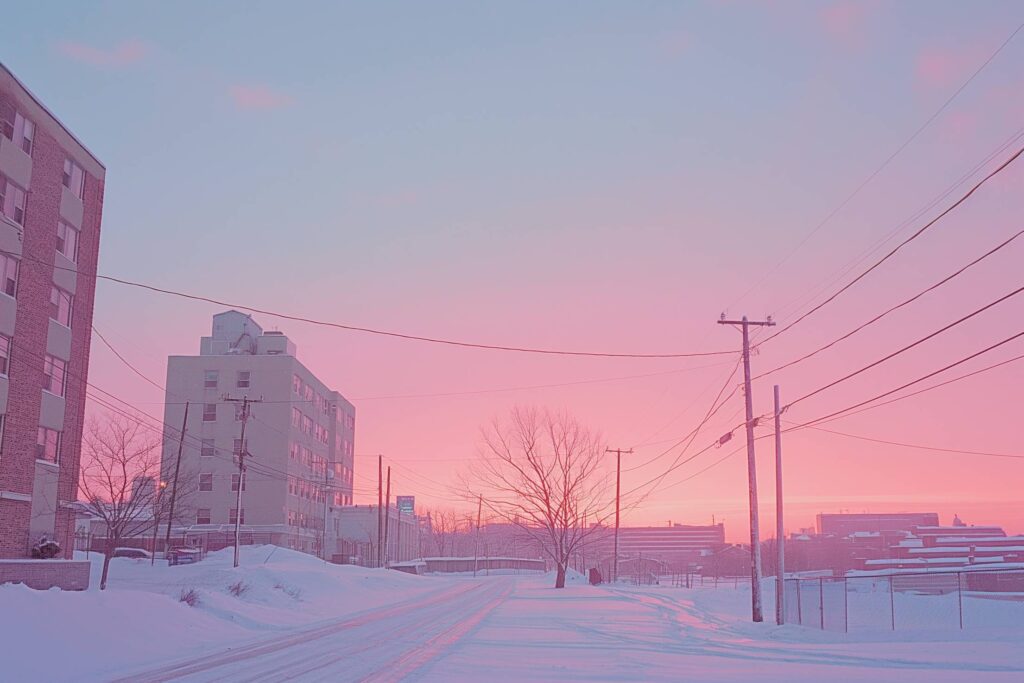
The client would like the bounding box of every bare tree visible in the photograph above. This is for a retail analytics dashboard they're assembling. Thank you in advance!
[470,407,611,588]
[78,416,193,589]
[424,508,461,557]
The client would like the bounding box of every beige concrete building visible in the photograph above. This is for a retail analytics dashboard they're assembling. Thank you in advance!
[161,310,355,556]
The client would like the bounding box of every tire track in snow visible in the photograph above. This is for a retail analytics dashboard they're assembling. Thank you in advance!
[116,581,485,683]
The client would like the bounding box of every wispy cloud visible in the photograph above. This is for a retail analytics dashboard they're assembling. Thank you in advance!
[58,38,148,67]
[914,47,981,89]
[228,84,294,110]
[819,1,872,49]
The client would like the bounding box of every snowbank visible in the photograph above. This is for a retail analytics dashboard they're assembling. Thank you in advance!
[0,546,445,682]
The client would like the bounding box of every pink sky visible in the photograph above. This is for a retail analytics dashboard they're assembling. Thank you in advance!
[8,2,1022,542]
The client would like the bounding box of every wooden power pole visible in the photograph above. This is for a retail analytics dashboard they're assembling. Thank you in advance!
[224,396,261,568]
[774,384,785,625]
[377,455,383,568]
[383,466,391,567]
[473,494,483,577]
[718,314,774,623]
[606,447,632,583]
[164,401,189,553]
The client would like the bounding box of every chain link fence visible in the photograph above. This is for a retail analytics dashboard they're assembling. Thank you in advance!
[784,568,1024,632]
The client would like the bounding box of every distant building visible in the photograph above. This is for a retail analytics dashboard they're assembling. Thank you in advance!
[161,311,355,557]
[590,523,726,568]
[337,504,421,565]
[816,512,939,537]
[0,62,105,561]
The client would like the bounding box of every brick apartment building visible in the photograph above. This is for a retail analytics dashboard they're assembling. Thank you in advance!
[0,62,104,559]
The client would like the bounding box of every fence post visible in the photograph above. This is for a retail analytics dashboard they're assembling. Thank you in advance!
[795,579,802,625]
[819,577,824,630]
[889,575,895,631]
[844,578,848,634]
[957,571,964,630]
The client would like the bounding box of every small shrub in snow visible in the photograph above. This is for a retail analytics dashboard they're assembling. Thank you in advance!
[228,580,251,598]
[179,588,200,607]
[274,583,302,601]
[31,535,61,559]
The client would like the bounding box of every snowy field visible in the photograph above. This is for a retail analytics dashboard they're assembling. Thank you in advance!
[2,547,1023,682]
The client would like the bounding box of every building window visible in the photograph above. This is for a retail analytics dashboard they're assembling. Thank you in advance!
[196,508,211,525]
[202,403,216,422]
[233,438,244,456]
[35,427,60,463]
[49,286,73,328]
[0,176,26,226]
[236,370,250,388]
[0,253,18,298]
[304,385,313,402]
[293,374,302,395]
[0,334,9,376]
[200,438,215,457]
[234,403,246,421]
[56,221,80,263]
[229,508,245,525]
[302,415,313,436]
[199,473,213,491]
[203,370,218,389]
[231,473,246,492]
[2,112,34,156]
[63,158,85,199]
[42,355,67,396]
[291,407,301,429]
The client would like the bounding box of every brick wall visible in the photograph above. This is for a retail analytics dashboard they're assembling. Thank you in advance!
[0,559,90,590]
[0,105,103,559]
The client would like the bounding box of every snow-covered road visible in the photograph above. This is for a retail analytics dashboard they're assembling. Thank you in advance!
[7,550,1023,682]
[117,578,513,682]
[113,573,1023,682]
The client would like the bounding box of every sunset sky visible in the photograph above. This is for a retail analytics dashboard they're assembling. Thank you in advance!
[3,1,1022,541]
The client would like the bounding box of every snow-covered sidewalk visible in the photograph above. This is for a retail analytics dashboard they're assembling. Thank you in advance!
[0,547,450,682]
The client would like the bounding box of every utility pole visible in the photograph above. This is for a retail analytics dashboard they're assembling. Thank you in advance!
[606,447,632,583]
[151,480,167,565]
[383,466,391,567]
[224,396,262,568]
[164,401,189,554]
[377,455,383,568]
[774,384,785,625]
[396,508,402,564]
[718,314,775,623]
[473,494,482,578]
[322,459,332,562]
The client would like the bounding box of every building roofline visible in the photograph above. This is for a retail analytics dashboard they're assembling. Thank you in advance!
[0,60,106,170]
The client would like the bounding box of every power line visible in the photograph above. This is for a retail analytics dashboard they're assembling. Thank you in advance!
[784,286,1024,410]
[811,350,1024,424]
[755,228,1024,380]
[622,358,741,473]
[793,423,1024,460]
[349,359,736,400]
[770,127,1024,325]
[784,329,1024,429]
[728,20,1024,311]
[758,144,1024,346]
[4,247,732,359]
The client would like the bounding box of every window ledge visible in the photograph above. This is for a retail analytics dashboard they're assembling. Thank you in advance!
[35,459,60,469]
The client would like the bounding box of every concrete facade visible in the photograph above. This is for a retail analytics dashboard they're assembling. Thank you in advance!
[337,504,422,565]
[161,311,355,557]
[0,62,104,560]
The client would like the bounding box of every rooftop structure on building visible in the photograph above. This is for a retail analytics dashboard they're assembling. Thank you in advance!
[160,311,355,558]
[0,63,105,576]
